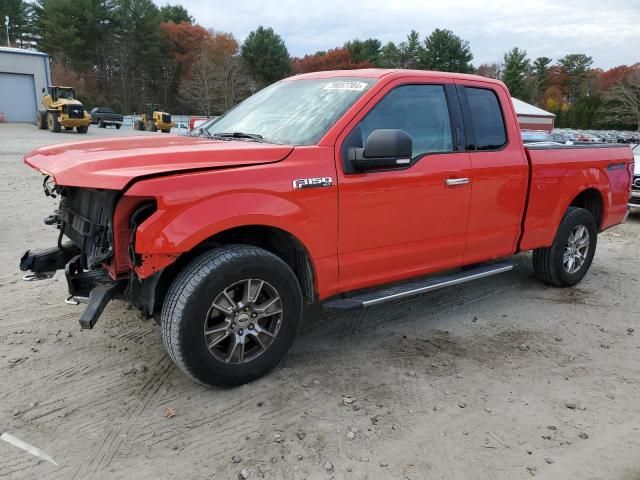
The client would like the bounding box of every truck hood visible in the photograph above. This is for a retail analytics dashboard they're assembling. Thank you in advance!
[24,135,294,190]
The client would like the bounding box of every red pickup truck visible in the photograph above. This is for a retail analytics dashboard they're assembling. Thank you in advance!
[20,69,634,386]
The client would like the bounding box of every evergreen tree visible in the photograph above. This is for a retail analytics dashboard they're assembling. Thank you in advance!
[531,56,552,104]
[378,41,402,68]
[0,0,31,47]
[241,26,291,85]
[398,30,422,69]
[559,53,593,102]
[502,47,530,99]
[40,0,115,70]
[420,29,473,73]
[344,38,381,65]
[160,4,193,24]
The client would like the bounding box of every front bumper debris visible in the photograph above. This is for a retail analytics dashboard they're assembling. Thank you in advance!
[65,255,119,329]
[78,284,117,329]
[20,243,79,275]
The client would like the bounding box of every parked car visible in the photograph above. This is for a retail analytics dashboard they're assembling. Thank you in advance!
[90,107,123,129]
[170,122,190,136]
[20,70,634,387]
[522,130,571,145]
[630,144,640,211]
[188,116,220,137]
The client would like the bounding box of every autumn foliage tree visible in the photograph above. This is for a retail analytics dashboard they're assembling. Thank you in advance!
[180,31,252,116]
[161,21,213,80]
[292,48,373,74]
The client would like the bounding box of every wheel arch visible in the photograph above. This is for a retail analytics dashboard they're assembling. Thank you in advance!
[568,187,605,230]
[150,224,317,316]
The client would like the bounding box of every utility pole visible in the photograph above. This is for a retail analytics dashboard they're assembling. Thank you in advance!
[4,16,9,47]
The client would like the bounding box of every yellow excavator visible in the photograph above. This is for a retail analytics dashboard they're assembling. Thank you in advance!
[36,86,91,133]
[134,103,174,133]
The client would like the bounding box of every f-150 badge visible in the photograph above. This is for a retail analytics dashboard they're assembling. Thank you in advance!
[292,177,333,190]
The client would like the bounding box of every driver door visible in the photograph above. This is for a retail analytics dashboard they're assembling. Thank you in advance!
[335,79,472,292]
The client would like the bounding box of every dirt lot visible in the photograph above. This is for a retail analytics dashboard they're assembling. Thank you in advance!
[0,123,639,480]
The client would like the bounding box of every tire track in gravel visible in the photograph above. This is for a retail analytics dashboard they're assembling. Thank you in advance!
[0,458,39,479]
[72,355,174,479]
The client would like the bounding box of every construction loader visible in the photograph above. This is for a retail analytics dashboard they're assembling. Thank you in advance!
[36,86,91,133]
[134,103,174,133]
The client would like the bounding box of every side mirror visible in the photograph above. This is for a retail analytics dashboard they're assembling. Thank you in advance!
[350,129,413,171]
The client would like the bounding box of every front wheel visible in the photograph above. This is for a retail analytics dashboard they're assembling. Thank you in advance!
[76,125,88,133]
[161,245,303,387]
[532,207,597,287]
[36,111,47,129]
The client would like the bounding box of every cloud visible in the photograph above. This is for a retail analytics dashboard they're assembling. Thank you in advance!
[157,0,640,68]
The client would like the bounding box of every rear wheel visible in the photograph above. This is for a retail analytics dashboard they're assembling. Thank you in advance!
[36,111,47,129]
[76,125,88,133]
[47,113,60,133]
[532,207,597,287]
[145,120,157,132]
[115,124,121,130]
[162,245,303,387]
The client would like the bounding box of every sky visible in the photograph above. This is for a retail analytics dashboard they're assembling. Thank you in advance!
[154,0,640,70]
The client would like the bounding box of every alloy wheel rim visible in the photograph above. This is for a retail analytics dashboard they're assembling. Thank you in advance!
[563,225,590,274]
[203,279,283,364]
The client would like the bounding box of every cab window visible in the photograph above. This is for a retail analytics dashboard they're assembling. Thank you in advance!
[465,87,507,150]
[356,84,454,158]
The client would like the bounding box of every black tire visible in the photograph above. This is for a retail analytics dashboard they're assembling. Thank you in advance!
[36,111,47,129]
[115,124,121,130]
[145,120,157,132]
[532,207,597,287]
[98,120,105,128]
[47,113,60,132]
[76,125,88,133]
[161,245,303,387]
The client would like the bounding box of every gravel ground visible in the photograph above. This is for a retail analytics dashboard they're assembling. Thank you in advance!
[0,123,639,480]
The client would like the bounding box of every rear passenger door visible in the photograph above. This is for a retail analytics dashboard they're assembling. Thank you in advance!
[455,81,529,264]
[335,79,472,293]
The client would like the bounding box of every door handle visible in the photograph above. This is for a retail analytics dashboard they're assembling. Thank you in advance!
[445,177,470,186]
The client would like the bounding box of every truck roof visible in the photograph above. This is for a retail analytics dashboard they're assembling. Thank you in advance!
[289,68,505,86]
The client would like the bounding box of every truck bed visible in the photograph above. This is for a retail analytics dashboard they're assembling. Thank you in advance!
[520,143,633,251]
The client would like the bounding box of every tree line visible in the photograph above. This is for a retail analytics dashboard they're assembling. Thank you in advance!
[1,0,638,129]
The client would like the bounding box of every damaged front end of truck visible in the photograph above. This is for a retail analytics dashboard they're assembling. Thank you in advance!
[20,178,160,329]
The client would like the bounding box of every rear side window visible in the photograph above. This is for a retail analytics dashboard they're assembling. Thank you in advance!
[465,87,507,150]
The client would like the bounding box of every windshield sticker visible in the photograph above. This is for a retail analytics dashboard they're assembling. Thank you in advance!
[323,81,368,91]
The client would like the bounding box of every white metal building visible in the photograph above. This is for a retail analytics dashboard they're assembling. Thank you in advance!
[511,97,555,132]
[0,47,51,123]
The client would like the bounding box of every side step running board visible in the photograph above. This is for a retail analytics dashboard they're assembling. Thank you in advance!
[323,261,514,311]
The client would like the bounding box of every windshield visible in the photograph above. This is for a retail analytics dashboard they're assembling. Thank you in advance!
[56,89,75,100]
[205,78,376,145]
